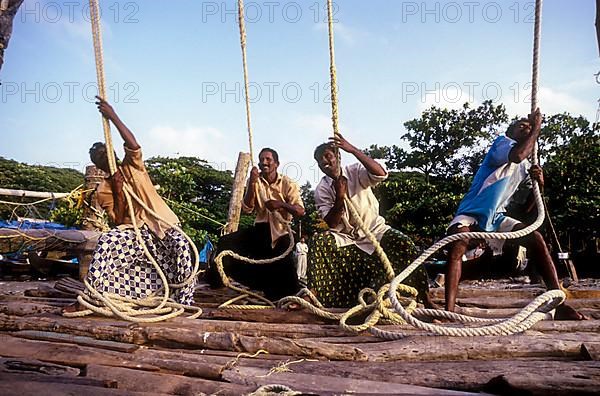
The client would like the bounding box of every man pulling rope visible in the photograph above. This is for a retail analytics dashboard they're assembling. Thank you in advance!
[64,97,197,313]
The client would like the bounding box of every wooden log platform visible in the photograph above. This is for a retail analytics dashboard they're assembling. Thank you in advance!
[0,278,599,395]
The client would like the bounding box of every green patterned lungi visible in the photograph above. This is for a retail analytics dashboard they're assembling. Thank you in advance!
[307,228,429,308]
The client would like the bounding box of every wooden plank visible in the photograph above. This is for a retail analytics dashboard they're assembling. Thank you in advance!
[13,330,139,353]
[86,364,254,396]
[222,366,479,395]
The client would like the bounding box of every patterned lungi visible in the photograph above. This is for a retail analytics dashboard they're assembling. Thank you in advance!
[307,228,429,308]
[86,225,195,305]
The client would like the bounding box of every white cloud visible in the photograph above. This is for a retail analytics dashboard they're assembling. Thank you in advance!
[313,22,362,46]
[502,86,596,120]
[415,85,473,114]
[143,125,233,171]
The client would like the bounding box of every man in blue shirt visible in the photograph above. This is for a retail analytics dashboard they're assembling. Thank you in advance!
[445,109,583,320]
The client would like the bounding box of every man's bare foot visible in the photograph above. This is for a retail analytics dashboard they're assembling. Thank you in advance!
[423,293,441,310]
[555,304,587,320]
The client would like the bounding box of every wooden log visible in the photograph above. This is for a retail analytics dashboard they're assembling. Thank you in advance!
[86,364,254,396]
[485,370,600,396]
[24,285,76,299]
[224,152,251,234]
[438,296,600,310]
[357,333,600,362]
[0,334,229,381]
[201,306,339,324]
[429,287,544,299]
[144,326,368,361]
[264,359,600,394]
[0,188,70,199]
[0,357,80,376]
[222,366,477,395]
[81,165,106,232]
[13,330,139,353]
[154,317,350,339]
[0,371,113,388]
[0,378,168,396]
[0,335,160,371]
[0,314,147,345]
[0,301,63,316]
[0,228,99,255]
[581,343,600,361]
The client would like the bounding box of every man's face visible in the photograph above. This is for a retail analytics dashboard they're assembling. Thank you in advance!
[317,148,340,179]
[509,118,532,142]
[90,145,110,173]
[259,151,279,175]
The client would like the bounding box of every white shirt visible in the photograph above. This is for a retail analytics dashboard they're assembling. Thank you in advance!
[295,242,308,256]
[314,162,390,254]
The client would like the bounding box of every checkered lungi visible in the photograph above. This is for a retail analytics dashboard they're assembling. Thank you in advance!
[86,225,195,305]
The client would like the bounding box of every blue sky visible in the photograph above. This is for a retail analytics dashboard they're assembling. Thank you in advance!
[1,0,597,187]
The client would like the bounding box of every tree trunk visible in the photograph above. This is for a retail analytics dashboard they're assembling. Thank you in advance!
[0,0,24,71]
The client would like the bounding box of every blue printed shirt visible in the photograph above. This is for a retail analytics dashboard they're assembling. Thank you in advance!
[455,135,530,231]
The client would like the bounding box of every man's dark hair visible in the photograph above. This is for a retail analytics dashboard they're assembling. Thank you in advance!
[259,147,279,163]
[506,118,529,139]
[89,142,119,165]
[313,142,337,161]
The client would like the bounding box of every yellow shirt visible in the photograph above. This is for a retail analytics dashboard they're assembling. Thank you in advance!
[96,146,180,239]
[242,173,304,247]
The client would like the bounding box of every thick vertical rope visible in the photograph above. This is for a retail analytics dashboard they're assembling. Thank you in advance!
[238,0,255,166]
[326,0,340,137]
[88,0,116,175]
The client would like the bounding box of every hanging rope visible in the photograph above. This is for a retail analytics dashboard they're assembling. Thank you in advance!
[65,0,202,323]
[211,0,296,309]
[238,0,256,165]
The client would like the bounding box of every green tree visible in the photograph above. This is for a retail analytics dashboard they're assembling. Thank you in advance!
[145,156,237,243]
[0,157,84,221]
[401,101,508,182]
[540,115,600,253]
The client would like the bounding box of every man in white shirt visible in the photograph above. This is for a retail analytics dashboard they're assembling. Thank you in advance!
[308,134,432,308]
[294,236,309,284]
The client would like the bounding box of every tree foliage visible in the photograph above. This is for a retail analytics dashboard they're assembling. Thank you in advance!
[0,157,84,221]
[539,115,600,250]
[145,156,240,243]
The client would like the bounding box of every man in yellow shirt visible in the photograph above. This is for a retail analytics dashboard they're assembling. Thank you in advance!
[207,148,305,301]
[84,97,196,305]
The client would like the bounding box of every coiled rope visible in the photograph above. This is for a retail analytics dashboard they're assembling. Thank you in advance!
[64,0,202,322]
